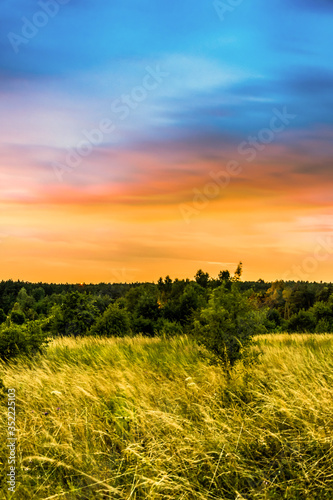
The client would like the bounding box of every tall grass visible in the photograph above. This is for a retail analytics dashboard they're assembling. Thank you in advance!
[0,334,333,499]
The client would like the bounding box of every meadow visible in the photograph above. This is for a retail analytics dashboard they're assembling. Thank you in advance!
[1,333,333,499]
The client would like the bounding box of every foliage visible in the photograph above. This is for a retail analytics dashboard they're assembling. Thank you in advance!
[195,269,210,288]
[2,269,333,343]
[31,286,45,302]
[193,282,263,370]
[161,282,207,329]
[233,261,243,281]
[90,303,131,337]
[10,310,25,325]
[287,309,316,333]
[264,308,286,332]
[52,291,99,337]
[125,285,161,336]
[155,318,184,337]
[218,269,230,282]
[132,316,157,336]
[0,308,7,324]
[157,275,173,296]
[0,321,49,361]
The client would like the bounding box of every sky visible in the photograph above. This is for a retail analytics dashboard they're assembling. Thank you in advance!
[1,0,333,283]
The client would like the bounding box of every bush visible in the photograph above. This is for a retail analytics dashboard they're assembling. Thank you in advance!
[155,318,183,338]
[193,283,261,371]
[90,303,131,337]
[0,322,49,361]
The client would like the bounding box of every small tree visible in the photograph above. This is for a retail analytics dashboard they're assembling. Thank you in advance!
[193,282,261,373]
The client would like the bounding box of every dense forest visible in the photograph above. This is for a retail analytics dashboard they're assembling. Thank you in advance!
[1,264,333,348]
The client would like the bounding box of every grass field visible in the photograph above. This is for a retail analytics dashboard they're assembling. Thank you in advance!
[1,334,333,499]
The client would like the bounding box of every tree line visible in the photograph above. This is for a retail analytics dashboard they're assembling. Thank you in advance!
[1,265,333,368]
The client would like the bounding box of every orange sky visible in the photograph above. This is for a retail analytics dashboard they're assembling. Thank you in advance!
[2,138,333,283]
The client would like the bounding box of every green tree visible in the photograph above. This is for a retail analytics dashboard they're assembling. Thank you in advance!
[90,303,131,337]
[163,282,207,328]
[311,300,333,324]
[125,285,161,336]
[10,310,25,325]
[17,287,35,311]
[0,321,49,361]
[53,291,99,337]
[195,269,210,288]
[157,276,173,296]
[193,282,261,372]
[287,310,316,333]
[32,286,45,302]
[218,270,230,282]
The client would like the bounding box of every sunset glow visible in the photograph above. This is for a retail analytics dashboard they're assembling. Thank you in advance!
[1,0,333,283]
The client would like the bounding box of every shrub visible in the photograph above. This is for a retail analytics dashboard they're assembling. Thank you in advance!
[0,322,49,361]
[155,318,183,338]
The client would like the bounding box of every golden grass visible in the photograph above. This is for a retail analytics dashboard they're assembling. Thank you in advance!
[0,334,333,499]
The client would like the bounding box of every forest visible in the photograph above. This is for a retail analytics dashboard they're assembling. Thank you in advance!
[1,263,333,362]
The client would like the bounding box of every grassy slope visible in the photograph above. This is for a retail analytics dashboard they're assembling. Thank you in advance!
[0,334,333,500]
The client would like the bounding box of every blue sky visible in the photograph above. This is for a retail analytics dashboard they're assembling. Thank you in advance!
[2,0,333,147]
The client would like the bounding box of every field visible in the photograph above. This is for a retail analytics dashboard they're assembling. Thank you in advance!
[1,334,333,499]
